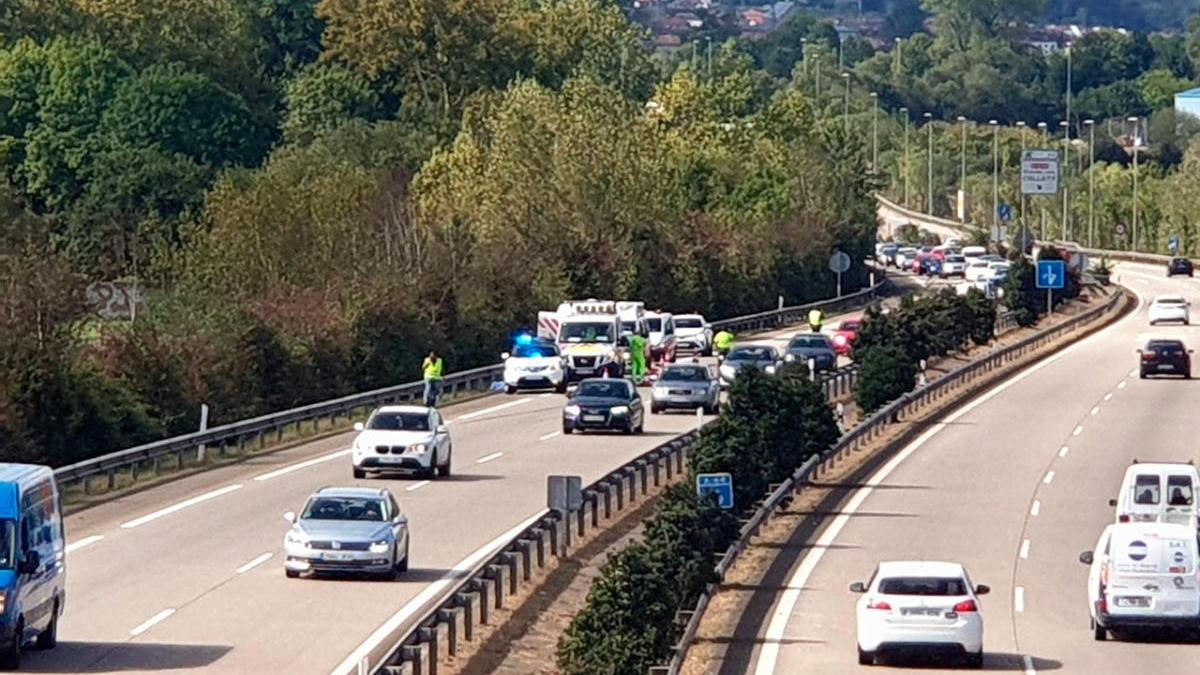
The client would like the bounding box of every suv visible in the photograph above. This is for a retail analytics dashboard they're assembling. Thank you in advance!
[1168,257,1194,277]
[351,406,452,479]
[283,487,410,579]
[1138,339,1193,379]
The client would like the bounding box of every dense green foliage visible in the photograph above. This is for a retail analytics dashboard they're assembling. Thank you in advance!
[558,367,836,674]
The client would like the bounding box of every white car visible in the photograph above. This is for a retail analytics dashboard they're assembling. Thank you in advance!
[961,245,987,262]
[502,338,567,393]
[351,406,452,479]
[851,561,987,667]
[894,247,918,269]
[939,254,967,277]
[1149,295,1190,325]
[964,260,992,282]
[674,314,713,356]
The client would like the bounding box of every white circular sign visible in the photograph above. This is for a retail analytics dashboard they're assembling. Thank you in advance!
[828,250,851,274]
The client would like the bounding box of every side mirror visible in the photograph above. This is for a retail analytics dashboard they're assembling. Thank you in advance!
[394,514,408,526]
[353,422,365,432]
[19,550,39,575]
[1108,498,1118,507]
[437,425,449,434]
[283,511,296,524]
[501,352,511,360]
[1079,551,1094,565]
[849,582,867,593]
[974,584,990,595]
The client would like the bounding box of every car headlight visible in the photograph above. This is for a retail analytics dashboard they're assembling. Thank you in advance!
[784,353,795,362]
[286,530,309,546]
[564,404,581,416]
[611,405,630,415]
[653,387,668,396]
[369,540,391,554]
[765,365,777,375]
[621,351,631,360]
[719,364,734,376]
[408,443,427,454]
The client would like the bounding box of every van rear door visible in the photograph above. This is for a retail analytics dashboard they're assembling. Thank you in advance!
[1107,529,1200,618]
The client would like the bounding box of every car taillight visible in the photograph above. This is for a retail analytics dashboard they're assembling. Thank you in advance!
[1142,352,1157,361]
[953,599,978,613]
[1119,514,1130,522]
[1101,562,1109,587]
[867,599,891,611]
[1098,597,1107,614]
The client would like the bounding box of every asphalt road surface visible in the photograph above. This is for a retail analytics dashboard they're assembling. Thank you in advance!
[732,263,1200,675]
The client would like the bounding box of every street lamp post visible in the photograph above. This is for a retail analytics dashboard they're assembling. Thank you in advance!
[870,92,879,173]
[842,72,850,136]
[801,38,808,78]
[705,37,713,79]
[1017,121,1026,225]
[1060,120,1070,241]
[1084,119,1095,248]
[957,115,967,222]
[901,107,910,206]
[1065,44,1072,128]
[924,112,934,215]
[990,120,999,237]
[1038,122,1048,240]
[1129,115,1140,251]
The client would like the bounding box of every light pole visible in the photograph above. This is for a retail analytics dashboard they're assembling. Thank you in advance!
[870,92,879,173]
[1128,115,1140,251]
[990,120,999,237]
[957,115,967,222]
[815,46,822,99]
[801,38,808,78]
[1065,44,1072,128]
[705,37,713,78]
[1060,120,1070,241]
[1017,121,1027,225]
[1085,118,1095,248]
[1038,122,1048,240]
[924,112,934,215]
[842,72,850,135]
[901,107,910,206]
[893,37,902,77]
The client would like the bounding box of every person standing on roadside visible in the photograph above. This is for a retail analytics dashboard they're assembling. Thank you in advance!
[808,307,824,332]
[422,350,444,407]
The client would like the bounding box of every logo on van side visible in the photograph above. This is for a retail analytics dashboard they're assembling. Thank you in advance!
[1128,540,1149,561]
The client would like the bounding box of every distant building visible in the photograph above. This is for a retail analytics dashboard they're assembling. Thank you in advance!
[1175,87,1200,121]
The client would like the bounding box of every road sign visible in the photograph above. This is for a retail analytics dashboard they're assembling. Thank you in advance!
[997,204,1013,222]
[1115,223,1127,236]
[1170,235,1180,254]
[1036,260,1066,289]
[1021,150,1060,195]
[697,472,734,510]
[828,250,851,274]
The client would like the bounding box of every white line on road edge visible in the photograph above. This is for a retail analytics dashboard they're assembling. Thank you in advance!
[1014,586,1025,613]
[1019,539,1030,559]
[254,449,352,481]
[236,552,273,574]
[405,481,430,492]
[749,314,1123,675]
[120,485,244,529]
[1059,446,1070,458]
[130,608,176,637]
[454,398,531,422]
[329,510,549,675]
[539,431,561,441]
[1090,406,1100,416]
[1073,425,1083,436]
[65,535,103,554]
[1043,471,1056,485]
[476,452,504,464]
[1030,500,1040,516]
[1104,392,1113,401]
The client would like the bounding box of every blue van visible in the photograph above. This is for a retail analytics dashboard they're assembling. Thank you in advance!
[0,465,65,668]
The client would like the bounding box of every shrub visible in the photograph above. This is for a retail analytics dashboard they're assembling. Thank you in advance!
[855,344,917,413]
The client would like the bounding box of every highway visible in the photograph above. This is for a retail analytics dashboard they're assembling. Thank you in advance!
[731,262,1199,675]
[26,279,916,675]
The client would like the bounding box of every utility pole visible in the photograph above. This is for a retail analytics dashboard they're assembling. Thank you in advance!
[1060,120,1070,241]
[1129,116,1140,251]
[1017,121,1027,226]
[1085,119,1095,248]
[901,107,910,206]
[1038,122,1048,241]
[1065,44,1072,128]
[870,92,879,173]
[842,72,850,136]
[958,115,967,222]
[924,112,934,215]
[991,120,999,237]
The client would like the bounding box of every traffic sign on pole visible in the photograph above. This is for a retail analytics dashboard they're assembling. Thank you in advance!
[697,472,734,510]
[998,204,1013,222]
[828,250,851,298]
[1115,223,1127,237]
[1036,260,1066,289]
[1021,150,1060,195]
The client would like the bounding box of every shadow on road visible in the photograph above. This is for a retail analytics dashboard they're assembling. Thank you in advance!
[873,652,1061,671]
[20,642,230,672]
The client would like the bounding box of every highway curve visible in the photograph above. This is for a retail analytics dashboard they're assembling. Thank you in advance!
[726,263,1199,675]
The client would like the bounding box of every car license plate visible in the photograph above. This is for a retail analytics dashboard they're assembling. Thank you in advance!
[669,390,690,396]
[576,369,595,375]
[323,552,353,561]
[1158,364,1174,371]
[901,607,941,616]
[1114,596,1150,607]
[582,414,605,422]
[380,456,405,464]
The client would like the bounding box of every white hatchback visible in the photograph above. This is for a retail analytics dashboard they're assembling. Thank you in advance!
[851,561,988,668]
[1148,295,1190,325]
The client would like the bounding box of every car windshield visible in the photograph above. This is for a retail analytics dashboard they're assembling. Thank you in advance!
[878,576,967,596]
[646,318,663,332]
[577,381,630,399]
[661,366,708,382]
[302,497,387,521]
[367,412,430,431]
[560,322,614,343]
[0,522,14,570]
[1155,297,1186,306]
[789,336,830,349]
[946,255,965,263]
[1148,340,1186,353]
[514,344,558,358]
[1134,475,1161,504]
[675,317,703,328]
[728,346,773,361]
[839,321,861,331]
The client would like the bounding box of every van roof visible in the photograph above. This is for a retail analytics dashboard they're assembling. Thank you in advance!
[1123,463,1199,477]
[0,464,53,486]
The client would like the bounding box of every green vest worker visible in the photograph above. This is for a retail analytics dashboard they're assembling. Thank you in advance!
[628,334,649,383]
[808,308,824,332]
[422,352,444,407]
[713,330,734,356]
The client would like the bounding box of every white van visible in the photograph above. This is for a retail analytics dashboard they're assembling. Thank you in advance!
[961,246,987,261]
[1080,522,1200,639]
[1109,461,1200,528]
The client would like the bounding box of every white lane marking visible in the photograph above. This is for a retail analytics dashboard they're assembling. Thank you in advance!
[454,398,531,422]
[65,535,103,554]
[405,481,431,492]
[476,452,504,464]
[130,608,176,637]
[1043,471,1056,485]
[1129,368,1138,377]
[253,449,352,481]
[1090,406,1100,416]
[1118,380,1127,389]
[330,510,549,675]
[1015,586,1025,613]
[1020,539,1031,559]
[747,303,1136,675]
[236,552,273,574]
[1059,446,1070,458]
[1030,500,1041,516]
[1104,392,1113,401]
[539,431,561,441]
[1073,425,1083,436]
[539,393,553,398]
[1023,654,1036,675]
[120,485,244,529]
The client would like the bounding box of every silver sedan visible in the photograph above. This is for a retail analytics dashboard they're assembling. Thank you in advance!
[651,363,720,414]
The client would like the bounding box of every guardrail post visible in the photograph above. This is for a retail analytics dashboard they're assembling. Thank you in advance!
[601,483,613,520]
[499,553,519,596]
[614,476,625,512]
[455,592,478,642]
[401,645,424,675]
[470,578,491,624]
[486,564,507,608]
[636,460,649,495]
[418,626,438,675]
[436,608,459,658]
[106,469,116,492]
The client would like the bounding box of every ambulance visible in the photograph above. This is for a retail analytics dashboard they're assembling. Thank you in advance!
[537,300,629,382]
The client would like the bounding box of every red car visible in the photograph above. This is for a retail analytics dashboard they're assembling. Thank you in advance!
[832,319,862,356]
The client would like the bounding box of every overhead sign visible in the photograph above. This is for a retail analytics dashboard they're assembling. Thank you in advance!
[1021,150,1060,195]
[997,204,1013,222]
[697,472,734,510]
[828,250,851,274]
[1036,260,1066,289]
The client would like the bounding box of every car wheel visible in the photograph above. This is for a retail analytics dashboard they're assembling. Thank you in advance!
[636,418,645,434]
[651,404,662,415]
[965,651,983,669]
[437,450,452,477]
[398,540,410,573]
[423,464,436,480]
[556,379,568,394]
[562,424,573,435]
[1140,371,1147,379]
[705,402,719,415]
[622,423,633,435]
[505,385,517,395]
[286,569,300,579]
[353,467,367,479]
[0,618,21,669]
[35,601,56,650]
[857,646,873,665]
[1092,618,1107,641]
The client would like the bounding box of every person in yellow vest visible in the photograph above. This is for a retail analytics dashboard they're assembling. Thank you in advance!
[713,330,734,357]
[422,351,444,407]
[808,307,824,332]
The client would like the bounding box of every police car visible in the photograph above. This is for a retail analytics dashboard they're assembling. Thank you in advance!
[502,335,568,394]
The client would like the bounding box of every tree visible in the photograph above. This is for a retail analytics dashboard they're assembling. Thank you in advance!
[282,62,383,146]
[886,0,927,40]
[855,343,916,412]
[922,0,1045,50]
[245,0,325,79]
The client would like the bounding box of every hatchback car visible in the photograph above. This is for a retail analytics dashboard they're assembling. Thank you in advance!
[851,561,988,668]
[718,344,783,387]
[563,378,645,434]
[1168,257,1194,277]
[651,364,719,414]
[939,254,967,278]
[784,333,837,372]
[351,406,452,479]
[283,487,410,579]
[831,319,862,356]
[1138,339,1192,379]
[1148,295,1190,325]
[673,314,712,356]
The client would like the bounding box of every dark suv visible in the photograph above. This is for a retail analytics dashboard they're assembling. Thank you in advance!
[1139,339,1193,379]
[1168,257,1194,277]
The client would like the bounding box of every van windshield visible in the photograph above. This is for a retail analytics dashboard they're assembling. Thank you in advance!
[0,522,14,570]
[560,322,614,343]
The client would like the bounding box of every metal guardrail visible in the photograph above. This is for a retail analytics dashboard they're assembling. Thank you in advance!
[657,284,1127,674]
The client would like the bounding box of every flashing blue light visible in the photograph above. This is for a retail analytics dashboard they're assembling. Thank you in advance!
[515,333,536,345]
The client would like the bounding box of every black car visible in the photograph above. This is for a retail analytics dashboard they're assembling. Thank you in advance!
[784,334,837,372]
[1138,340,1193,379]
[563,378,645,434]
[1168,257,1194,277]
[718,344,782,387]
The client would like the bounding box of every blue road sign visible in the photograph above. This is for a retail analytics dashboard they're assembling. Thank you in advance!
[1170,235,1180,254]
[697,472,734,510]
[998,204,1013,222]
[1036,260,1066,289]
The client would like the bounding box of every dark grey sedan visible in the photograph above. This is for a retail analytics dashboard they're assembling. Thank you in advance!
[717,344,782,388]
[651,364,719,414]
[784,333,837,372]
